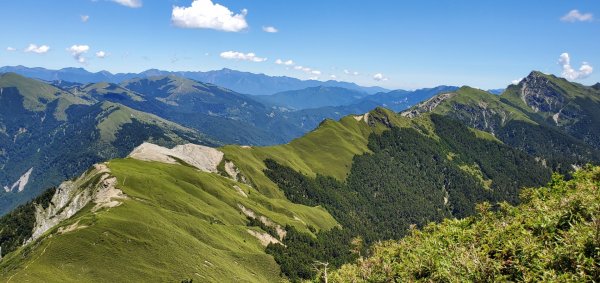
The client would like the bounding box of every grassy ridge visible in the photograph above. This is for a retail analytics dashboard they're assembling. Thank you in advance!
[0,159,337,282]
[221,115,374,198]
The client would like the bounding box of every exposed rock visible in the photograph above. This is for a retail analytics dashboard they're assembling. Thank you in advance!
[401,92,456,118]
[247,229,282,247]
[520,72,565,113]
[592,83,600,91]
[58,220,87,234]
[92,175,127,212]
[128,142,224,173]
[238,204,286,240]
[3,167,33,192]
[353,113,369,123]
[26,164,127,244]
[233,185,248,198]
[224,161,249,184]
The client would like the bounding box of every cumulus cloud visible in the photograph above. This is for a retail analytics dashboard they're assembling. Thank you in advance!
[561,10,593,22]
[330,75,337,80]
[275,59,294,66]
[81,15,90,22]
[172,0,248,32]
[24,44,50,54]
[373,73,388,81]
[311,70,322,75]
[511,78,523,85]
[111,0,142,8]
[67,45,90,63]
[220,51,266,62]
[6,47,16,52]
[262,26,278,33]
[559,52,593,80]
[96,51,107,58]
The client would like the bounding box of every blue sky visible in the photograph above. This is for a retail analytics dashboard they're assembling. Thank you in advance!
[0,0,598,89]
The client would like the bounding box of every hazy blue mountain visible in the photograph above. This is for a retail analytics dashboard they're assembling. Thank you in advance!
[255,86,370,110]
[360,86,458,112]
[487,88,505,95]
[0,66,388,95]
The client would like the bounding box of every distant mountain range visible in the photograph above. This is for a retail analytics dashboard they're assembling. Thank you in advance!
[0,72,453,215]
[0,66,388,95]
[0,69,599,282]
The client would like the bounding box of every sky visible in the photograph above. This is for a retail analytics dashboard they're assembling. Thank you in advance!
[0,0,598,90]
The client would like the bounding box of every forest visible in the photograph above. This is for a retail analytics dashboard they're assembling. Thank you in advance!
[263,115,552,280]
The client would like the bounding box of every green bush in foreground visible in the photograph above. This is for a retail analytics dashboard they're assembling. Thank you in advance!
[325,166,600,282]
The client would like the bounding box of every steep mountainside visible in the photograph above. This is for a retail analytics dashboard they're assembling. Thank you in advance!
[402,72,600,171]
[0,106,555,282]
[0,73,215,215]
[0,66,388,95]
[328,166,600,282]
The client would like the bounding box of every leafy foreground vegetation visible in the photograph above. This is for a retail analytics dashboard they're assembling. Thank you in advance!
[325,166,600,282]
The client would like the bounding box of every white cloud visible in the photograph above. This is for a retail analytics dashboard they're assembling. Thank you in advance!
[172,0,248,32]
[67,45,90,64]
[344,69,359,76]
[24,44,50,54]
[262,26,278,33]
[561,9,593,22]
[311,70,322,75]
[81,15,90,22]
[6,47,16,52]
[111,0,142,8]
[511,78,523,85]
[330,75,337,80]
[373,73,388,81]
[275,59,294,66]
[220,51,266,62]
[559,52,593,80]
[96,51,107,58]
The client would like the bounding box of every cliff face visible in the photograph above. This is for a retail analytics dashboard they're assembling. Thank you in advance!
[518,71,566,113]
[27,163,127,244]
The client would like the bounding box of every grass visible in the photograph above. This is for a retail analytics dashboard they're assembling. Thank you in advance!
[0,158,337,282]
[220,114,374,198]
[0,72,88,120]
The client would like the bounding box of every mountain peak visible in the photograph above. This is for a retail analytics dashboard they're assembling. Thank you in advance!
[592,83,600,91]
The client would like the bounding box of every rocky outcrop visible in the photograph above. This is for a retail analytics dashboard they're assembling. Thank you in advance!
[448,103,512,135]
[592,83,600,91]
[3,167,33,192]
[238,204,286,240]
[26,164,127,243]
[401,92,456,118]
[224,161,249,185]
[128,142,224,173]
[519,72,566,113]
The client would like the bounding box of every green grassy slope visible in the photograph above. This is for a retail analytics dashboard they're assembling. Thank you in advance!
[0,72,88,120]
[0,158,337,282]
[327,166,600,282]
[221,114,374,198]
